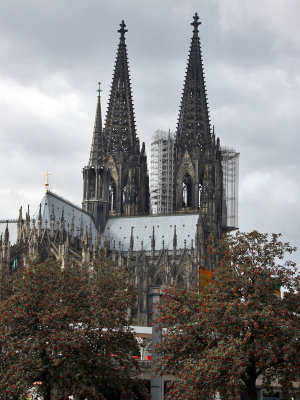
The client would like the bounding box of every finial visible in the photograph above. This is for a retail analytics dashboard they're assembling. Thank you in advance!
[45,170,51,193]
[18,206,22,221]
[118,20,128,39]
[191,12,201,34]
[4,221,9,242]
[151,226,155,249]
[173,225,177,248]
[96,82,102,98]
[130,226,134,249]
[38,203,42,220]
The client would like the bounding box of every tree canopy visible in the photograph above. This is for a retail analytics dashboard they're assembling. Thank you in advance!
[0,258,145,400]
[156,231,300,400]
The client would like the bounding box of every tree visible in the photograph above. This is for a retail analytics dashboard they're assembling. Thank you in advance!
[0,258,146,400]
[156,231,300,400]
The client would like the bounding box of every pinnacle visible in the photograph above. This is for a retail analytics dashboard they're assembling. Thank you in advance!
[176,13,211,155]
[104,20,138,157]
[88,81,104,166]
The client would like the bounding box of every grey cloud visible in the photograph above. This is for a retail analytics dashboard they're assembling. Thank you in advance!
[0,0,299,264]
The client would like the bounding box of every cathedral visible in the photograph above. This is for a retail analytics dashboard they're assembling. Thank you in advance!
[0,13,239,326]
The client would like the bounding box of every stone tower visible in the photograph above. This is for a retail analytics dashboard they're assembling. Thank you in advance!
[82,84,109,232]
[103,21,149,217]
[174,13,223,266]
[83,21,150,229]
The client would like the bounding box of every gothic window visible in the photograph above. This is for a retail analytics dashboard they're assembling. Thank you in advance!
[89,170,96,198]
[155,276,163,286]
[198,184,202,208]
[109,179,116,211]
[121,186,127,213]
[182,173,192,208]
[177,274,185,286]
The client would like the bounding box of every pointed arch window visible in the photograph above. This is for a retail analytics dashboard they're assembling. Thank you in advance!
[177,274,185,286]
[198,184,203,209]
[109,179,116,211]
[182,173,192,208]
[155,276,163,287]
[89,169,96,198]
[121,185,127,213]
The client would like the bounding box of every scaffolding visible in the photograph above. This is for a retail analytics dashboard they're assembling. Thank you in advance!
[150,130,175,214]
[221,147,239,230]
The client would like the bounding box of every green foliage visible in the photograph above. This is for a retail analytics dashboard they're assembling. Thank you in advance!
[0,258,146,399]
[156,231,300,400]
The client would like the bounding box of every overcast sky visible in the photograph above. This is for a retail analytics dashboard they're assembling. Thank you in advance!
[0,0,299,263]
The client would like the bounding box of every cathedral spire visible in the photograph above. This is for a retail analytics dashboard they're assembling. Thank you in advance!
[176,13,211,156]
[104,20,138,158]
[89,82,104,166]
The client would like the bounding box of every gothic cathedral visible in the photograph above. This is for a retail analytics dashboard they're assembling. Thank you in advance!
[0,14,239,326]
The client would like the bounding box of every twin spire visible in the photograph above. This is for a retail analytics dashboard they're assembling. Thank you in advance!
[176,12,211,156]
[104,20,138,158]
[89,13,210,163]
[89,20,138,165]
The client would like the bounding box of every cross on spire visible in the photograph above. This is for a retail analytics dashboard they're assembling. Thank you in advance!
[191,12,201,34]
[118,20,127,39]
[45,170,51,192]
[96,82,102,97]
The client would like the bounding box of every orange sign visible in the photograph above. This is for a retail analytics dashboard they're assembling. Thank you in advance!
[199,267,214,292]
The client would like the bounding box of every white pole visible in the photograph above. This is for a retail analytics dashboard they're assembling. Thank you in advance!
[150,286,163,400]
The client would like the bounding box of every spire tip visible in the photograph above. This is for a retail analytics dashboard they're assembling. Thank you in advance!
[191,12,201,34]
[118,20,128,39]
[96,82,102,97]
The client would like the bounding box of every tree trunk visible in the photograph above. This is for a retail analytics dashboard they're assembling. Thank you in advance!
[245,379,258,400]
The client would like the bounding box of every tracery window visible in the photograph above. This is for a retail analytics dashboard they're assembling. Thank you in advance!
[109,179,116,211]
[182,173,192,207]
[89,170,96,198]
[198,184,202,208]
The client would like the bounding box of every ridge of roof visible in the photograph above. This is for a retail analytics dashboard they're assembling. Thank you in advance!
[46,190,92,218]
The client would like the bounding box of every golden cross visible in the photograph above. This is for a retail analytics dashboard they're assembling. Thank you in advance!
[45,170,51,192]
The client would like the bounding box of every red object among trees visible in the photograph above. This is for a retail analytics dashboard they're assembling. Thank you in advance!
[156,231,299,400]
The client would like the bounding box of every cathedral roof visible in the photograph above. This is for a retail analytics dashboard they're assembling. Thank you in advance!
[37,191,98,240]
[103,213,199,252]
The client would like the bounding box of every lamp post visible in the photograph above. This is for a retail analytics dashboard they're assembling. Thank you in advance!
[150,286,164,400]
